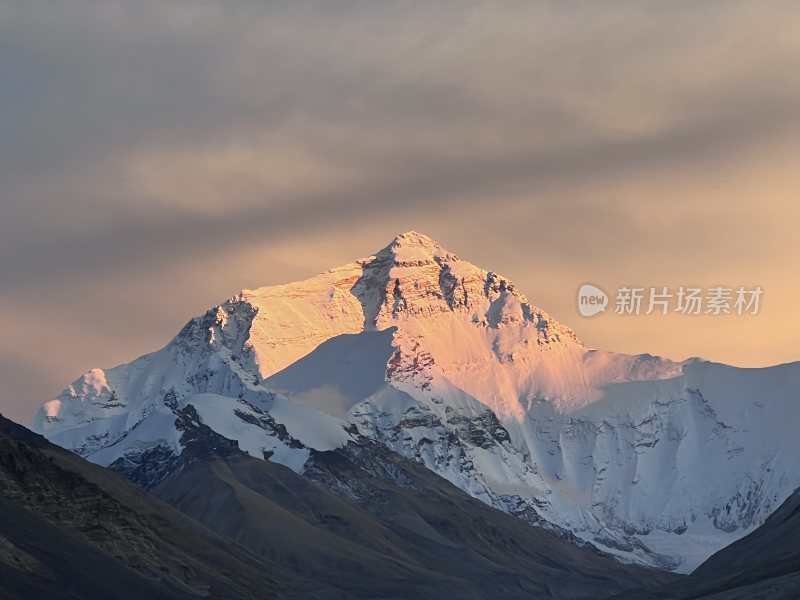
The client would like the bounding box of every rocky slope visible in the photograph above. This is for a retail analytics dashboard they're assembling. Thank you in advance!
[1,413,676,599]
[0,414,285,599]
[147,407,677,599]
[32,231,800,572]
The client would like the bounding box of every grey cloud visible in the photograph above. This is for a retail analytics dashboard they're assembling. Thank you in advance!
[2,0,800,423]
[3,87,799,290]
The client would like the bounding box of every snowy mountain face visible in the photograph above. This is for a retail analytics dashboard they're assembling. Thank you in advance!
[32,231,800,573]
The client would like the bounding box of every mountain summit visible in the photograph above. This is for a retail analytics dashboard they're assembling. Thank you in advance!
[234,230,581,378]
[33,232,800,573]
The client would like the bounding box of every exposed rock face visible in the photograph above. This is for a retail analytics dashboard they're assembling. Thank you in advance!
[32,232,800,572]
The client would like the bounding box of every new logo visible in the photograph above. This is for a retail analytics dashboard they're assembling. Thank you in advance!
[577,284,609,317]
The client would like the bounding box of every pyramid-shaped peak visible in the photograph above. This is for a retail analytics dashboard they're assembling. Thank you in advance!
[392,231,438,247]
[381,231,458,262]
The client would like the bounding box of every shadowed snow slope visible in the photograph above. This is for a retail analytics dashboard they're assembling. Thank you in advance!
[32,231,800,573]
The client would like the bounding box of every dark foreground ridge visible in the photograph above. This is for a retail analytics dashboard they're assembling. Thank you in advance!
[0,413,285,600]
[1,411,677,599]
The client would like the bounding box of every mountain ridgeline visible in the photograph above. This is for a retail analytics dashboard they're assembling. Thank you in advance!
[31,232,800,579]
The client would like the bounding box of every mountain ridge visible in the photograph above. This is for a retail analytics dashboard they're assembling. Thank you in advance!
[32,232,800,573]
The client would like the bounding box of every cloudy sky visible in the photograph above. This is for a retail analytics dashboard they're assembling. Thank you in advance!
[2,0,800,424]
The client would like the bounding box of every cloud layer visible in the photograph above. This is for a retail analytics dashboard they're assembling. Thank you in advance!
[2,0,800,423]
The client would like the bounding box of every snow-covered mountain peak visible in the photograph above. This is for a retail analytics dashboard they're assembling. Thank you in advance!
[369,230,462,271]
[32,231,800,574]
[384,230,452,256]
[233,233,583,378]
[365,232,580,337]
